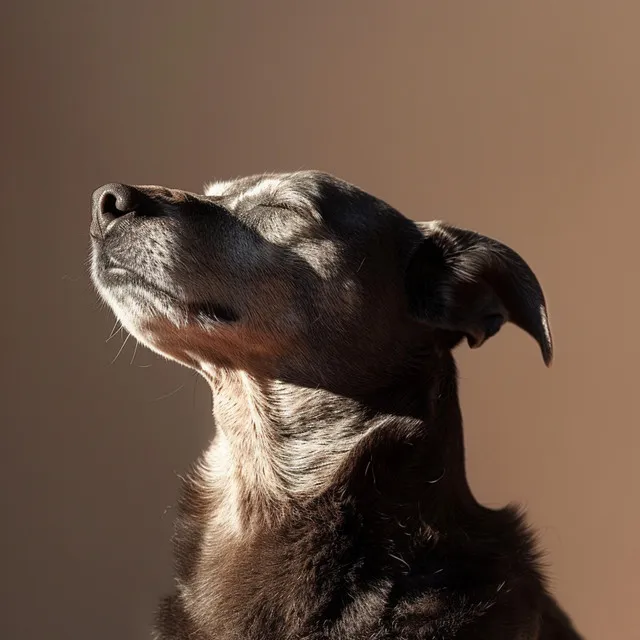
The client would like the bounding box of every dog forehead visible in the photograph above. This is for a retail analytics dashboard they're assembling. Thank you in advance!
[203,172,324,213]
[203,171,411,253]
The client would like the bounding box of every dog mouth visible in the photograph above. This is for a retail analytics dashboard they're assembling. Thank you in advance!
[103,256,136,277]
[189,301,238,324]
[98,256,239,325]
[102,256,168,291]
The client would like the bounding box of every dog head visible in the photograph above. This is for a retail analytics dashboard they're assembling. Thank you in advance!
[90,171,552,389]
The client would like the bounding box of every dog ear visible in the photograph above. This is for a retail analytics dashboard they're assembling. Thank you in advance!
[405,221,553,365]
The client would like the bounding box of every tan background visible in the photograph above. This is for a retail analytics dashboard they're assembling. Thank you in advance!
[2,1,638,638]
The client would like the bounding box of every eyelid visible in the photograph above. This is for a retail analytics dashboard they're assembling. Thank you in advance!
[246,202,327,228]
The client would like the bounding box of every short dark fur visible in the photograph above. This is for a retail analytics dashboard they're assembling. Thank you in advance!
[90,171,582,639]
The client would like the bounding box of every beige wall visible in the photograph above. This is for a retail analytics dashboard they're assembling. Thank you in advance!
[2,1,638,637]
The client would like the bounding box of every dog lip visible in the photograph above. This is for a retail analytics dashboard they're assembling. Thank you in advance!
[100,259,170,295]
[99,260,237,323]
[105,211,134,234]
[190,301,239,323]
[104,256,133,273]
[89,211,135,241]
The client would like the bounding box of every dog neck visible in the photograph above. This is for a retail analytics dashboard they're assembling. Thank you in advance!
[197,349,477,531]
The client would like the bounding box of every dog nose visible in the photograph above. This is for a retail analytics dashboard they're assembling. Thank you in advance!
[91,183,142,232]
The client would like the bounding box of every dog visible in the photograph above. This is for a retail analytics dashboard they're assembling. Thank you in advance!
[90,171,583,639]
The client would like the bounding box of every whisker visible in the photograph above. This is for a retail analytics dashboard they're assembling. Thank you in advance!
[106,319,122,342]
[152,384,186,402]
[129,340,139,366]
[110,332,132,364]
[191,370,204,412]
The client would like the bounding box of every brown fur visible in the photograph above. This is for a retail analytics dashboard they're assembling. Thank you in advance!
[90,171,582,639]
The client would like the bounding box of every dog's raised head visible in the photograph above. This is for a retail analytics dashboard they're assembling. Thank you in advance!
[90,170,551,393]
[87,172,579,640]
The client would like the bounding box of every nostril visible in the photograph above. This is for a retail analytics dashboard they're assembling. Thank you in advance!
[92,183,142,229]
[101,185,138,217]
[100,192,124,218]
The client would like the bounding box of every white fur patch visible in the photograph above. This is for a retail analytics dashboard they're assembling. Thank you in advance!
[232,176,313,213]
[206,175,319,217]
[204,174,333,276]
[203,179,237,197]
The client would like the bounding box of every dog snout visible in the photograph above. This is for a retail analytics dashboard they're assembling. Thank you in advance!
[91,183,144,235]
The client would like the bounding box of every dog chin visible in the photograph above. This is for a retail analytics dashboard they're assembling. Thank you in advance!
[97,292,198,366]
[93,274,237,370]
